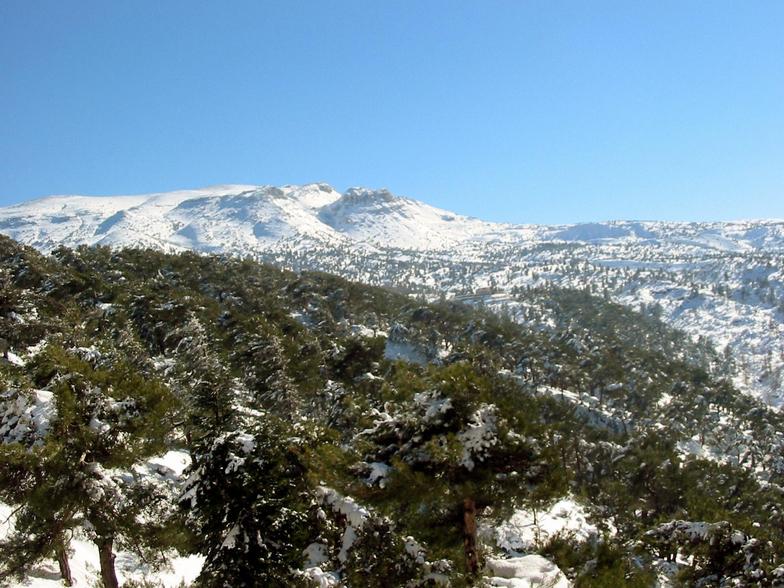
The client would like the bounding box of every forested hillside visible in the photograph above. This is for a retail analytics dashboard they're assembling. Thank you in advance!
[1,235,783,587]
[2,184,783,408]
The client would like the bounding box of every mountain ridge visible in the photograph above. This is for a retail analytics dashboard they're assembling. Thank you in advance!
[3,183,784,254]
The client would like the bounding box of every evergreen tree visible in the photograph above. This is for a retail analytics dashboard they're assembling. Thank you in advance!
[0,345,175,587]
[172,315,237,443]
[362,363,563,576]
[241,327,299,416]
[181,418,315,587]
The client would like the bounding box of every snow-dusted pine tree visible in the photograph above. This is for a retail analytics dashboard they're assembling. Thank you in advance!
[181,418,315,586]
[0,344,175,587]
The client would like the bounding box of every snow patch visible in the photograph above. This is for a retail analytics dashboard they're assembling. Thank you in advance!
[486,554,570,587]
[492,498,600,552]
[384,339,427,365]
[6,351,25,366]
[0,389,55,445]
[365,462,392,488]
[457,404,498,470]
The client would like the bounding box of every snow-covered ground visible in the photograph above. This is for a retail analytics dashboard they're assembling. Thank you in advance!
[0,516,203,588]
[489,498,601,553]
[477,497,605,588]
[485,554,571,588]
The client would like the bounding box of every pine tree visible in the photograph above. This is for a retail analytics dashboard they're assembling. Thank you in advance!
[173,315,237,443]
[362,363,560,576]
[243,329,298,415]
[0,345,176,587]
[181,418,316,587]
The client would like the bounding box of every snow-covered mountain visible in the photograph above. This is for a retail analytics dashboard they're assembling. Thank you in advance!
[0,183,503,253]
[3,183,783,254]
[2,183,783,406]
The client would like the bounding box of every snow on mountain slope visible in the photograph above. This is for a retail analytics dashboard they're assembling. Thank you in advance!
[2,183,783,254]
[0,184,348,253]
[318,187,500,249]
[1,184,783,407]
[0,183,503,253]
[532,219,784,252]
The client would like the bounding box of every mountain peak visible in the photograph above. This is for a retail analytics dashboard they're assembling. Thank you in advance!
[341,187,397,204]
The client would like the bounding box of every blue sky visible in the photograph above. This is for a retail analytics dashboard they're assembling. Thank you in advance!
[1,1,782,224]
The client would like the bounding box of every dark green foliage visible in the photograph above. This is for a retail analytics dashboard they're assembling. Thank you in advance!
[182,422,315,587]
[342,521,424,587]
[1,234,784,586]
[0,343,177,582]
[329,335,386,382]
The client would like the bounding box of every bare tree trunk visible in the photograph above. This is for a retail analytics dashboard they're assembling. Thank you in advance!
[533,505,541,546]
[97,537,119,588]
[55,535,73,586]
[463,497,479,576]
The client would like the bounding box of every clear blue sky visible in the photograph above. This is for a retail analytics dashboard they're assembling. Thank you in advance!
[1,1,782,224]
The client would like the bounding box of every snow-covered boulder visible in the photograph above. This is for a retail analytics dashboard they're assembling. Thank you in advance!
[486,554,570,587]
